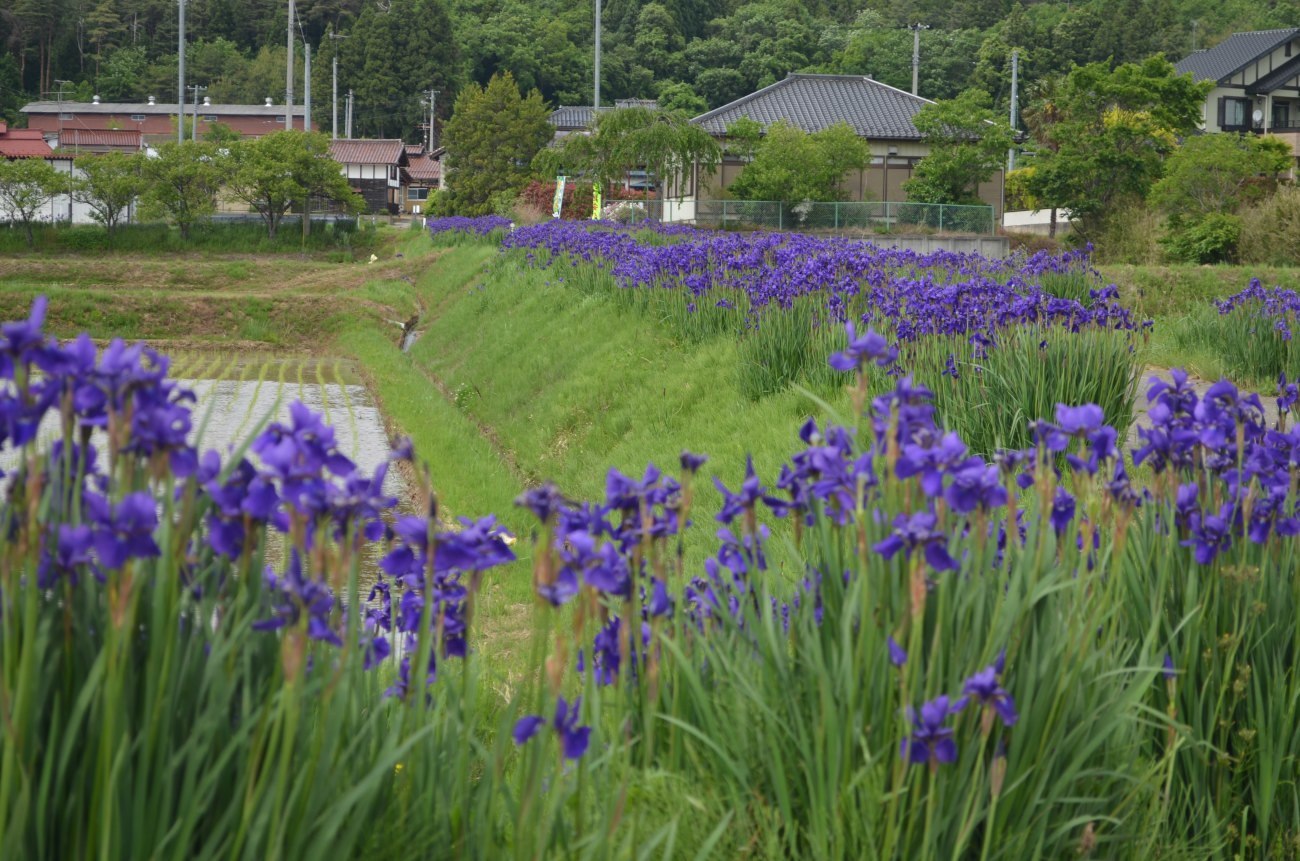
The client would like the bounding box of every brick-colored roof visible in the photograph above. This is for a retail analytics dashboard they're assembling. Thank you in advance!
[0,123,55,159]
[1175,29,1300,83]
[22,100,310,119]
[63,129,144,149]
[328,138,408,166]
[406,153,440,181]
[692,73,933,140]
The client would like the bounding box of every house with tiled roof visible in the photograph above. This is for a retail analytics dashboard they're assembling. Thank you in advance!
[548,99,659,139]
[685,73,1004,216]
[0,121,57,159]
[401,145,441,213]
[328,138,408,214]
[22,96,313,143]
[1175,29,1300,134]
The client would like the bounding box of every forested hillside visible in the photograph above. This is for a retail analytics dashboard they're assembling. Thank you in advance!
[2,0,1298,139]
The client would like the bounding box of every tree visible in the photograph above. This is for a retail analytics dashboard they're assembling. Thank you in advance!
[139,142,226,240]
[0,158,68,246]
[337,0,461,138]
[656,81,708,116]
[226,131,361,239]
[728,120,870,203]
[1025,57,1212,240]
[534,106,721,199]
[903,89,1014,205]
[443,72,552,216]
[1151,133,1292,221]
[71,152,146,236]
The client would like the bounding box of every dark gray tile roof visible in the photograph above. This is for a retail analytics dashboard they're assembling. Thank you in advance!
[549,100,660,130]
[1174,29,1300,83]
[691,74,932,139]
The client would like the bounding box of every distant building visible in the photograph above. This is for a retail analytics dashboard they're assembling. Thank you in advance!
[0,120,57,159]
[403,144,441,213]
[1175,29,1300,169]
[548,99,659,139]
[58,129,145,155]
[329,139,408,214]
[21,96,314,143]
[688,73,1004,215]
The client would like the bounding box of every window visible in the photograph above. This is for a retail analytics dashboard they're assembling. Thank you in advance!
[408,187,429,200]
[1275,101,1292,129]
[1218,96,1252,130]
[130,114,146,121]
[203,114,217,122]
[275,115,286,123]
[59,112,73,120]
[1288,41,1294,58]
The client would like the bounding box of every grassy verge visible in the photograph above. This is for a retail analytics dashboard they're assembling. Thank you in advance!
[1101,263,1300,387]
[0,219,381,256]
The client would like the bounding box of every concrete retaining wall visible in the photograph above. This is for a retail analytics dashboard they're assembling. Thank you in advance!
[860,234,1011,257]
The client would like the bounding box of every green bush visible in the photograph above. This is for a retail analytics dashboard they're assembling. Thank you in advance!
[1239,186,1300,266]
[1160,213,1242,264]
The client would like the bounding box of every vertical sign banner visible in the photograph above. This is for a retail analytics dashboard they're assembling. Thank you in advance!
[592,183,603,220]
[552,176,567,219]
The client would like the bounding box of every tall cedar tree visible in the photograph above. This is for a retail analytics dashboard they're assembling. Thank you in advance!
[335,0,460,139]
[442,72,552,216]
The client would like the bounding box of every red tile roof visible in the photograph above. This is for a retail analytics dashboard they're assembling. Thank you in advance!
[0,123,55,159]
[328,139,408,166]
[406,153,440,182]
[63,129,144,150]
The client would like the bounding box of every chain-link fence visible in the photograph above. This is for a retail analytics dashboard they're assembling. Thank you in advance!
[642,199,996,235]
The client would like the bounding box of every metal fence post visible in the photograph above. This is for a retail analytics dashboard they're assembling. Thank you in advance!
[722,199,728,227]
[835,202,839,231]
[778,203,783,230]
[939,205,944,232]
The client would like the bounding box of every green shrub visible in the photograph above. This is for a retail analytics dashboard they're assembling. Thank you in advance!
[1160,213,1242,264]
[1239,186,1300,266]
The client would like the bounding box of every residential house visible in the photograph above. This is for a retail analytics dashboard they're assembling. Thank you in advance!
[58,129,145,155]
[685,73,1004,219]
[329,139,408,214]
[1176,29,1300,136]
[22,96,314,144]
[548,99,659,140]
[403,144,441,213]
[0,121,80,224]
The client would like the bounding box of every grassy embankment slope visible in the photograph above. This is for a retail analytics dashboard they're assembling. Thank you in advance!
[1103,263,1300,388]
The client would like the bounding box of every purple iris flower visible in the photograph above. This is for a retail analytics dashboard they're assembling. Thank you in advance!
[1182,504,1235,565]
[1162,653,1176,681]
[87,491,161,569]
[887,635,907,668]
[513,696,592,760]
[901,695,960,768]
[516,482,568,522]
[680,450,709,474]
[873,510,958,572]
[961,666,1019,727]
[828,323,898,372]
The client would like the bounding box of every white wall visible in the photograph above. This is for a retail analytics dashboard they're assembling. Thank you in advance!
[0,159,139,226]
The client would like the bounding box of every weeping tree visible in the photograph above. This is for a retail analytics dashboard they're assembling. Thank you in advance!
[533,106,721,201]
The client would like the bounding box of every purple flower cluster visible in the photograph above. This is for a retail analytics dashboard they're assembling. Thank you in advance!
[493,221,1139,345]
[427,215,513,237]
[1215,278,1300,341]
[902,658,1018,771]
[0,297,523,694]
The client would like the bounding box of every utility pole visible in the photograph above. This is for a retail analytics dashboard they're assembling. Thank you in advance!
[303,42,311,131]
[178,0,186,143]
[285,0,295,131]
[329,33,347,139]
[1007,49,1019,173]
[54,80,72,222]
[908,23,929,97]
[189,83,206,141]
[426,89,439,150]
[346,89,353,139]
[594,0,601,110]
